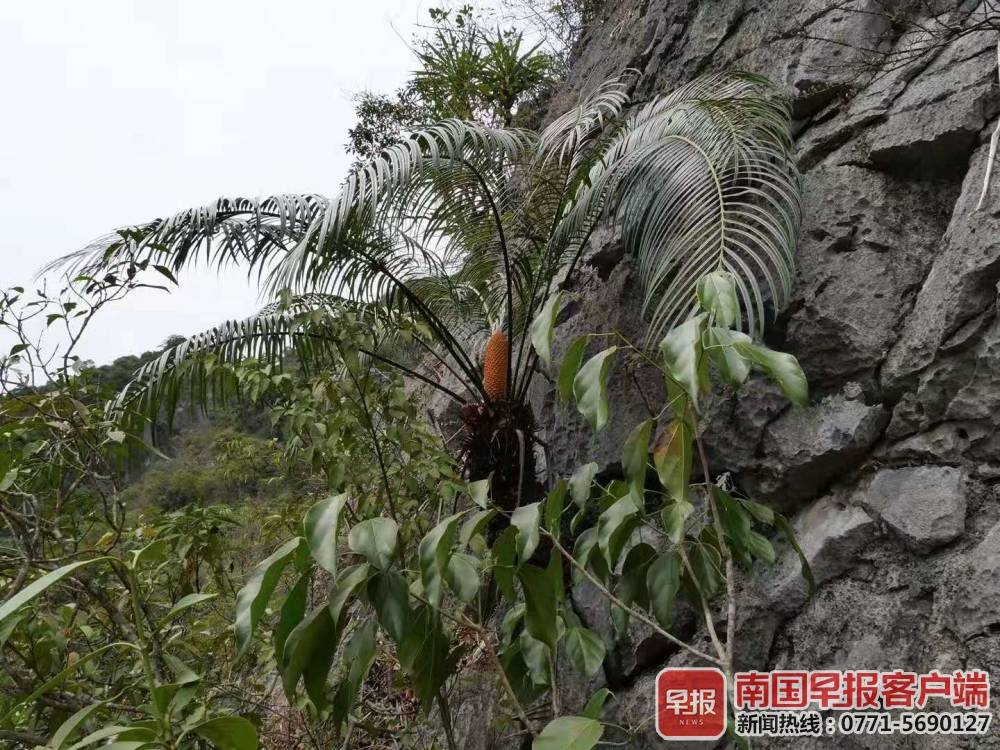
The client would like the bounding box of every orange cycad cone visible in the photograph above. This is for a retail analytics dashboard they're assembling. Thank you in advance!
[483,330,509,402]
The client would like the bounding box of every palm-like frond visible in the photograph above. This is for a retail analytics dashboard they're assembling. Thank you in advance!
[60,71,800,425]
[550,72,800,343]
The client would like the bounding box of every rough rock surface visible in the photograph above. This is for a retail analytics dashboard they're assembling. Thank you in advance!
[438,2,1000,747]
[857,466,967,553]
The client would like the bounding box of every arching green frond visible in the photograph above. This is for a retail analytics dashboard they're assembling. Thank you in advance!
[552,72,800,343]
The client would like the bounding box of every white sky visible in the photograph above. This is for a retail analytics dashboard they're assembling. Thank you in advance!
[0,1,427,366]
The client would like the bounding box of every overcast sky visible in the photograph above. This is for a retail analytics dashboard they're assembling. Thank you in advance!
[0,1,427,366]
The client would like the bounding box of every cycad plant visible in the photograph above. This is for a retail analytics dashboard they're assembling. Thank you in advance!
[59,71,800,514]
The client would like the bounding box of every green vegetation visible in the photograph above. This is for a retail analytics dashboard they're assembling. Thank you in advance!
[1,8,813,749]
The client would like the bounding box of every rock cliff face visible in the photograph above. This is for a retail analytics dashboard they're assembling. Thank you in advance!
[454,2,1000,747]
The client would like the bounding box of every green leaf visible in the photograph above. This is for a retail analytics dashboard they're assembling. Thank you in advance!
[568,463,598,508]
[646,551,681,629]
[280,604,337,708]
[445,552,481,603]
[740,498,774,526]
[0,557,108,626]
[493,527,518,601]
[398,605,455,713]
[736,341,808,406]
[511,501,542,565]
[715,488,753,550]
[520,630,551,686]
[158,592,217,627]
[688,541,722,599]
[558,336,588,404]
[50,701,106,749]
[162,653,200,685]
[459,507,496,548]
[468,478,491,509]
[347,517,398,570]
[596,494,639,567]
[581,688,612,719]
[274,572,308,666]
[659,314,707,408]
[234,537,304,659]
[564,627,605,677]
[774,513,816,594]
[697,270,739,328]
[573,346,617,432]
[188,716,258,750]
[303,493,349,575]
[653,419,693,502]
[544,480,567,538]
[660,498,694,545]
[618,542,656,610]
[746,531,776,563]
[331,620,377,724]
[705,327,752,387]
[519,564,558,651]
[622,419,653,496]
[533,716,603,750]
[530,291,563,368]
[368,569,410,643]
[418,511,464,609]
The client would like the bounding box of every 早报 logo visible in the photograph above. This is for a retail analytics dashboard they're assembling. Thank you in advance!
[656,667,728,741]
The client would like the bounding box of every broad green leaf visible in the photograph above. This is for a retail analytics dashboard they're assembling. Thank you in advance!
[573,346,617,432]
[368,569,409,643]
[659,314,707,408]
[697,270,739,327]
[646,551,680,629]
[746,531,776,563]
[347,517,398,570]
[595,494,638,566]
[280,604,337,707]
[0,557,109,626]
[544,480,567,538]
[162,653,200,685]
[568,463,598,508]
[234,537,304,658]
[459,508,496,548]
[558,336,589,403]
[158,592,217,627]
[66,725,147,750]
[398,604,455,713]
[736,341,808,406]
[705,327,752,386]
[445,552,481,603]
[50,701,106,749]
[493,526,518,601]
[188,716,258,750]
[564,627,605,677]
[520,630,551,686]
[418,511,464,609]
[533,716,603,750]
[774,513,816,594]
[530,291,563,368]
[740,498,774,525]
[274,572,309,666]
[331,620,377,724]
[687,541,723,599]
[303,493,349,575]
[653,419,692,502]
[622,419,653,496]
[660,498,694,545]
[511,501,542,564]
[618,542,656,610]
[519,564,558,651]
[468,478,491,509]
[581,688,612,719]
[715,488,753,550]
